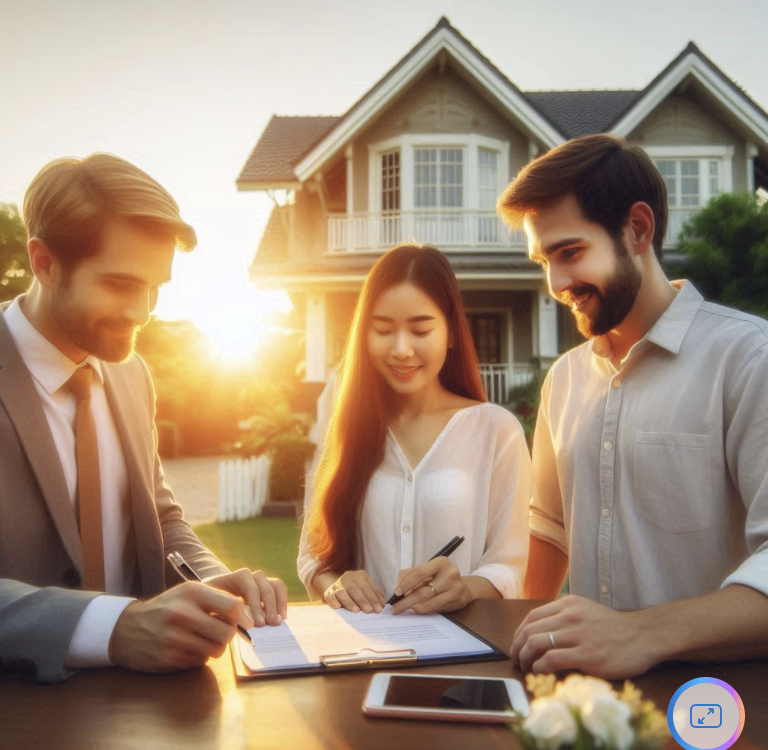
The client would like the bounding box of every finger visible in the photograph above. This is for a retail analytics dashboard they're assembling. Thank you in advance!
[324,590,342,609]
[335,589,361,612]
[531,645,579,675]
[251,570,279,626]
[517,631,560,674]
[393,560,445,597]
[343,581,380,614]
[271,578,289,620]
[391,584,436,615]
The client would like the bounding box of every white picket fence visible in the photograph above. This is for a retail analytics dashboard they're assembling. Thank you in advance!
[218,455,272,522]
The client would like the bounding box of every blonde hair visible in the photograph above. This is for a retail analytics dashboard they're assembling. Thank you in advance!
[23,153,196,266]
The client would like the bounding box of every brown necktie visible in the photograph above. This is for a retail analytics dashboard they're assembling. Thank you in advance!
[67,366,105,591]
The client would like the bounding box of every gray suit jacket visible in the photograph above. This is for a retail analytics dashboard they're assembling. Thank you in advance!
[0,305,227,683]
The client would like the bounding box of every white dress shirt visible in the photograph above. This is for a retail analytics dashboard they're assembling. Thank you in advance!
[299,402,531,599]
[4,298,134,667]
[530,281,768,609]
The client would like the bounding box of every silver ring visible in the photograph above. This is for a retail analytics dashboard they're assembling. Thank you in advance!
[427,584,438,598]
[547,632,557,649]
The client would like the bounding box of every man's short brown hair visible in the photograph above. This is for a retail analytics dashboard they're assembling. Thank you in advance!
[23,153,196,268]
[497,134,668,262]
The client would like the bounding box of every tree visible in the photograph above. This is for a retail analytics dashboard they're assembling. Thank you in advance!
[677,193,768,318]
[0,204,32,303]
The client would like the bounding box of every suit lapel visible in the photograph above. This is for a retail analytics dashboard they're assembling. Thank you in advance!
[0,313,83,574]
[102,363,165,596]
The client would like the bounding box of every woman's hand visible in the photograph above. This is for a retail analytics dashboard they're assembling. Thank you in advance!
[322,570,386,613]
[391,557,482,615]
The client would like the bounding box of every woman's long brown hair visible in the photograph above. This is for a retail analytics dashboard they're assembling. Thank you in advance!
[307,244,487,579]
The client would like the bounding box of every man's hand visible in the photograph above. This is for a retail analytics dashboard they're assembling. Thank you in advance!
[510,595,658,680]
[390,557,497,615]
[108,582,243,673]
[322,570,386,613]
[204,568,288,627]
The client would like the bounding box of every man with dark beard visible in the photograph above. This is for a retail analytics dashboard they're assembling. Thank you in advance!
[497,134,768,679]
[0,154,286,683]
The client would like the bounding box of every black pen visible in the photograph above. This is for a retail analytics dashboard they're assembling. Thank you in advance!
[386,535,466,605]
[167,551,253,643]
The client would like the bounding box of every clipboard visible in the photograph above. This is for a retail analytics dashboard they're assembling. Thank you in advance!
[230,608,506,681]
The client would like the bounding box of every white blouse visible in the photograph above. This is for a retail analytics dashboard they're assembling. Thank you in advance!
[298,402,531,600]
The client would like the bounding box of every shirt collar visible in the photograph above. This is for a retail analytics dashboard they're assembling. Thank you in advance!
[3,296,104,395]
[591,280,703,362]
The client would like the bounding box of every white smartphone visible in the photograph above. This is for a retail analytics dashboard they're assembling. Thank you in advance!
[362,673,530,723]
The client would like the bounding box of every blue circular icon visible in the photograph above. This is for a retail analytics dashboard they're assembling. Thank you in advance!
[667,677,744,749]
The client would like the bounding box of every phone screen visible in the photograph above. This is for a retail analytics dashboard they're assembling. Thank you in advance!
[383,676,513,712]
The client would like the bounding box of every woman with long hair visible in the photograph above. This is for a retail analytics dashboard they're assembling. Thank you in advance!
[298,244,530,615]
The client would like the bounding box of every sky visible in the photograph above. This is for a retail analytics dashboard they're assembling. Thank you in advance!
[3,0,767,354]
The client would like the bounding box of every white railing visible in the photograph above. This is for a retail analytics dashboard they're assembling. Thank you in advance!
[327,210,527,252]
[480,364,537,404]
[218,455,271,522]
[665,208,698,247]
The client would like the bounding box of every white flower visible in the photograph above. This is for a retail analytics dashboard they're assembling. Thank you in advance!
[581,694,634,750]
[523,697,578,750]
[554,674,616,709]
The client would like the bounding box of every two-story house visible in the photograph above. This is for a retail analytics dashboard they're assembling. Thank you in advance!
[237,17,768,413]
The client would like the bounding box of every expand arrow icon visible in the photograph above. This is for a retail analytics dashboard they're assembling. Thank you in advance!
[707,708,715,715]
[698,717,706,725]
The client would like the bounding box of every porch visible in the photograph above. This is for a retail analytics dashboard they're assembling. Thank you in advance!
[327,210,527,252]
[480,363,537,404]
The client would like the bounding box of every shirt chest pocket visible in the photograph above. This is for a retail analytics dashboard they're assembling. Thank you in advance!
[632,432,714,534]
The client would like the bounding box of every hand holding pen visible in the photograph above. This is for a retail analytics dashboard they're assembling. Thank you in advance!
[388,535,471,616]
[168,551,288,635]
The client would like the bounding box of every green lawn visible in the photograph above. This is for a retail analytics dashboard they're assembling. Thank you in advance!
[193,517,308,600]
[192,517,570,602]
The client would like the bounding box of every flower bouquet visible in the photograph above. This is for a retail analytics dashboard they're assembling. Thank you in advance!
[514,674,669,750]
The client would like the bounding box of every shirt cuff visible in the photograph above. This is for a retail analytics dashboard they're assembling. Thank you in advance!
[529,508,568,555]
[64,595,136,669]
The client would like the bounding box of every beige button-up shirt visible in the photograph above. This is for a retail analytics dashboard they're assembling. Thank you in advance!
[531,281,768,609]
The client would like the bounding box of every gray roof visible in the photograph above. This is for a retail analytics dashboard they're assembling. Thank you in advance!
[237,115,340,185]
[525,90,641,139]
[237,23,768,188]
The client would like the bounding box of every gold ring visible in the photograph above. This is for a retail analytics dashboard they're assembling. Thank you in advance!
[548,632,557,649]
[427,584,438,598]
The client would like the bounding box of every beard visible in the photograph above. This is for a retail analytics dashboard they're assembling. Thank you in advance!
[562,239,642,339]
[50,296,139,363]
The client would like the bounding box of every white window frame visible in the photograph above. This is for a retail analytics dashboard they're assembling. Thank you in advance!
[646,145,735,207]
[368,134,510,213]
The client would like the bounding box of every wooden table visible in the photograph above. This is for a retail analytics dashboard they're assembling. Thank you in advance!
[2,600,766,749]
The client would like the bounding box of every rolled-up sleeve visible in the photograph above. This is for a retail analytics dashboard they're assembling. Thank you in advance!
[529,373,568,555]
[721,343,768,597]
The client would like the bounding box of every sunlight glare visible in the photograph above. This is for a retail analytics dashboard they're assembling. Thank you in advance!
[156,267,292,366]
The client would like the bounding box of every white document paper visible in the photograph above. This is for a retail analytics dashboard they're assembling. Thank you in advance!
[238,605,494,673]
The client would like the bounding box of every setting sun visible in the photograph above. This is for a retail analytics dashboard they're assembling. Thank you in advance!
[154,254,292,365]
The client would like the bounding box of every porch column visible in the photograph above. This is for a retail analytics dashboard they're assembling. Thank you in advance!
[346,145,354,253]
[747,142,758,194]
[305,292,327,383]
[536,288,558,367]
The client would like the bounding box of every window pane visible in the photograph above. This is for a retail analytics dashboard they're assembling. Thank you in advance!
[381,151,400,212]
[680,160,699,207]
[709,160,719,198]
[655,160,677,208]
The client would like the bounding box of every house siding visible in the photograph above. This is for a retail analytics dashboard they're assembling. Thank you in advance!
[630,95,749,191]
[351,64,529,214]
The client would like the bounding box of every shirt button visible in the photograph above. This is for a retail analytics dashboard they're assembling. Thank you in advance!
[603,441,613,450]
[601,584,609,595]
[407,474,413,483]
[612,380,621,388]
[602,508,609,518]
[403,524,410,533]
